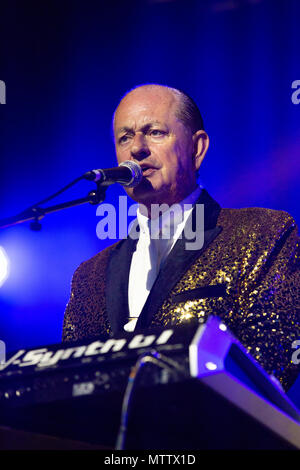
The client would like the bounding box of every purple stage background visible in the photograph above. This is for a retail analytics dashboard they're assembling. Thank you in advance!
[0,0,299,398]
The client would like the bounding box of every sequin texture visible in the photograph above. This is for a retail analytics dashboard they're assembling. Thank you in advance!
[62,205,300,391]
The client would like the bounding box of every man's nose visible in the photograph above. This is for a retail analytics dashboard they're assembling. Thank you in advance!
[130,133,150,160]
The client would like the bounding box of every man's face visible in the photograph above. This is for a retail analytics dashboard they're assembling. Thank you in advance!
[113,87,199,209]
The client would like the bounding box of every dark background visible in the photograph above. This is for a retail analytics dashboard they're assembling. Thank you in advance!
[0,0,299,398]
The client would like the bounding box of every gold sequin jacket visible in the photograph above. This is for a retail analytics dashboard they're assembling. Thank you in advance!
[62,190,300,391]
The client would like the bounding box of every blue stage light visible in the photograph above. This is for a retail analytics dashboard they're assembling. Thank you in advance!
[0,247,10,287]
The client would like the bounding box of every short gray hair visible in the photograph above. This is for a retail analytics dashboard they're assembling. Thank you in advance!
[172,87,205,134]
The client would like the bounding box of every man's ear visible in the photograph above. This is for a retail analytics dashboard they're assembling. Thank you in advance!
[192,130,209,171]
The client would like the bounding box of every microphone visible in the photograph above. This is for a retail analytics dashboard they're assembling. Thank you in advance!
[83,160,143,187]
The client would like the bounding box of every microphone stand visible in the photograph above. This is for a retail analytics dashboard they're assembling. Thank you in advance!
[0,182,107,231]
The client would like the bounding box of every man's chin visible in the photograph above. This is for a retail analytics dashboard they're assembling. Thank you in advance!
[125,179,165,204]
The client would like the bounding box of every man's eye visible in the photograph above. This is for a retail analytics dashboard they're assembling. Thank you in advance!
[150,129,165,137]
[119,135,130,144]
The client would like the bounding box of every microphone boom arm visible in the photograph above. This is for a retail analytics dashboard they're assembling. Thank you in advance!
[0,182,107,230]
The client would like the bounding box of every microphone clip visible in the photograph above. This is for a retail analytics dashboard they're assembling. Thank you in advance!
[87,182,107,205]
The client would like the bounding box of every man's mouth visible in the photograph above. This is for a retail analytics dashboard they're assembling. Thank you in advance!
[142,167,156,177]
[140,163,158,177]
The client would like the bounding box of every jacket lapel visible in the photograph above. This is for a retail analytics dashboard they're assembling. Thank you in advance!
[135,189,222,329]
[105,233,137,335]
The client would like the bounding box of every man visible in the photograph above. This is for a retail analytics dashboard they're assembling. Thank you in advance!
[62,84,300,392]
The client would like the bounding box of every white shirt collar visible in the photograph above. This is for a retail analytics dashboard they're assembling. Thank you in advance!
[136,185,202,240]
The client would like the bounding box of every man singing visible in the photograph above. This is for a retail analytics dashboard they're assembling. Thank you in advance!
[62,84,300,391]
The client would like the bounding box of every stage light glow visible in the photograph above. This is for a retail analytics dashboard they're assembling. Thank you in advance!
[0,247,10,287]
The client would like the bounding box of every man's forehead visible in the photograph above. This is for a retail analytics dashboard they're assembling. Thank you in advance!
[114,87,178,131]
